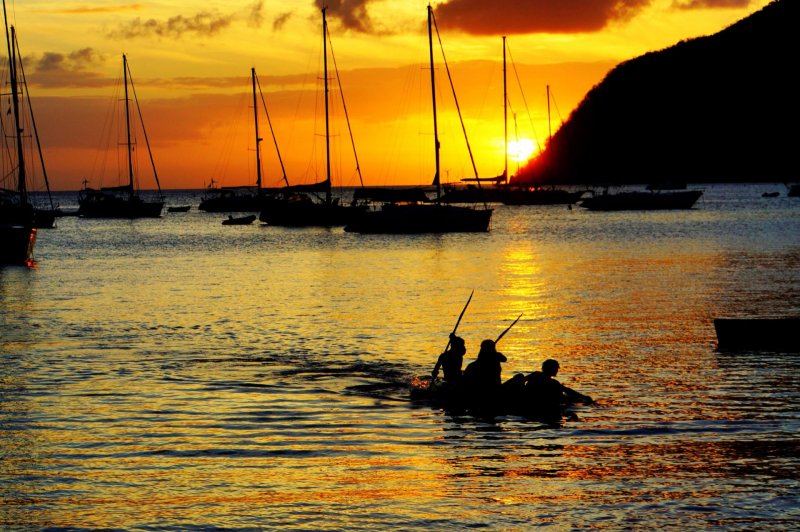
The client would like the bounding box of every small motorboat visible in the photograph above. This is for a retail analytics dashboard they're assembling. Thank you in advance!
[168,205,191,212]
[714,318,799,352]
[221,214,256,225]
[761,192,780,198]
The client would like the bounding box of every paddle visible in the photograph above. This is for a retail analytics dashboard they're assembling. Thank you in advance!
[495,313,523,345]
[443,289,474,353]
[430,290,474,385]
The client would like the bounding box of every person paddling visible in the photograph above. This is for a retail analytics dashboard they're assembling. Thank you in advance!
[431,333,466,382]
[430,291,473,385]
[462,339,507,409]
[525,359,593,420]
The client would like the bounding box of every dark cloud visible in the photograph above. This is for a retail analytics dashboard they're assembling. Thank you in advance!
[107,2,265,40]
[68,48,102,65]
[314,0,375,33]
[33,48,102,73]
[25,49,246,91]
[247,1,265,27]
[109,11,234,39]
[25,48,108,89]
[433,0,654,35]
[268,0,756,36]
[273,12,293,31]
[311,0,657,35]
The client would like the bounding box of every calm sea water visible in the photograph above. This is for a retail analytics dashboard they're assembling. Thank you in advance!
[1,183,798,530]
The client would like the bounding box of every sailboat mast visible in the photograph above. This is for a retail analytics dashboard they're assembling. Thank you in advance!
[427,5,441,201]
[322,7,332,206]
[503,36,508,184]
[546,84,552,146]
[5,23,27,201]
[16,31,54,210]
[251,68,263,193]
[123,54,134,200]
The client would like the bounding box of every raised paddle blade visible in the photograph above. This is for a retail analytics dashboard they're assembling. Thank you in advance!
[495,313,522,344]
[452,289,474,335]
[443,289,474,352]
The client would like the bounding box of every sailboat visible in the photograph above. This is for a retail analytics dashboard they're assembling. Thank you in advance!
[78,55,164,218]
[343,5,492,234]
[500,82,585,206]
[1,5,36,265]
[4,22,58,230]
[439,36,510,206]
[578,187,703,210]
[199,68,280,213]
[259,7,364,227]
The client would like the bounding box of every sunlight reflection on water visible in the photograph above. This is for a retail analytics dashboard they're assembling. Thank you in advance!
[1,184,799,529]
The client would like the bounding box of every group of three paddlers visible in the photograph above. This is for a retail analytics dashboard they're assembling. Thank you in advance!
[430,332,593,420]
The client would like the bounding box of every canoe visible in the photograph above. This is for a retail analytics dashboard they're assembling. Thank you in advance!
[409,375,590,422]
[714,318,799,351]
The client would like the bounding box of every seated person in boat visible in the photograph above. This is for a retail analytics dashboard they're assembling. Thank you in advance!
[462,339,507,405]
[431,333,466,382]
[524,359,593,419]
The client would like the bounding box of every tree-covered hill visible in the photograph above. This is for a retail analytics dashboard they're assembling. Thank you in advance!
[515,0,797,186]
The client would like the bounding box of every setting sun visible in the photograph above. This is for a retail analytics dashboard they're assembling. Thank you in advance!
[508,138,538,163]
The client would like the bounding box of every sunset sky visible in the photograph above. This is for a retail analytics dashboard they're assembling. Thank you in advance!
[3,0,770,191]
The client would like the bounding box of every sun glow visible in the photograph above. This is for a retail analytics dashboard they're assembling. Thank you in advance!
[508,138,538,162]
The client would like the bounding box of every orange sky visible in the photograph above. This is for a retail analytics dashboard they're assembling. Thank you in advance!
[3,0,771,191]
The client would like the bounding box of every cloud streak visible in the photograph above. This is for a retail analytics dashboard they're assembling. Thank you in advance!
[108,1,265,40]
[34,4,143,15]
[273,12,293,31]
[673,0,752,9]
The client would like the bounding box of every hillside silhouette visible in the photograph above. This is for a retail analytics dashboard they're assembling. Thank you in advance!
[515,0,797,186]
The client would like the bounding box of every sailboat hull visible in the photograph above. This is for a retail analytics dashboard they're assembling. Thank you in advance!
[260,197,365,227]
[199,191,265,213]
[579,190,702,211]
[33,209,57,228]
[0,224,36,265]
[500,188,586,205]
[78,190,164,218]
[344,204,492,234]
[714,318,800,352]
[440,186,503,204]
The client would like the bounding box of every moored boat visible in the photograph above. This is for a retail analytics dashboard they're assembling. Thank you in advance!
[579,189,702,211]
[78,55,164,219]
[500,187,586,205]
[199,186,264,213]
[0,14,38,264]
[0,219,36,265]
[714,317,799,352]
[344,6,492,234]
[259,9,365,227]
